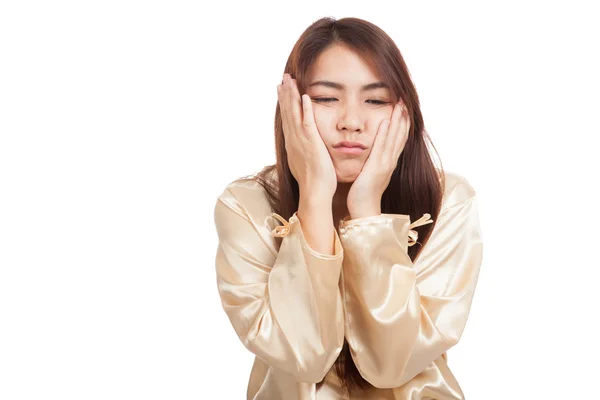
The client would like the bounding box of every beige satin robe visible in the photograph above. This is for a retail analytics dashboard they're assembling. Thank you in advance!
[213,170,483,399]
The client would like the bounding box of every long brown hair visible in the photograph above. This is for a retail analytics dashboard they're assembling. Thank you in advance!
[242,16,446,394]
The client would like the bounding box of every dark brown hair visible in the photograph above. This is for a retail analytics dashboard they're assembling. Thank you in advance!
[242,16,445,394]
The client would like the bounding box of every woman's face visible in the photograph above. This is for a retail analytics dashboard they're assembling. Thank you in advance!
[305,43,396,183]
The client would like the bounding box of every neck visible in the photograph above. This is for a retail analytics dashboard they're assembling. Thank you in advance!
[332,182,351,220]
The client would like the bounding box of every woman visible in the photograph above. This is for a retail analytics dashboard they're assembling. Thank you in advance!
[213,16,483,400]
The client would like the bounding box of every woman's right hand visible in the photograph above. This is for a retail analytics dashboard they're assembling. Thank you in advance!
[277,73,337,200]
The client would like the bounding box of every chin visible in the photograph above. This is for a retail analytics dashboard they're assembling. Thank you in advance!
[337,177,355,183]
[334,160,364,183]
[335,169,360,183]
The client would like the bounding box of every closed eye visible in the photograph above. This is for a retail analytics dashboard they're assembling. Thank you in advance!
[313,98,388,105]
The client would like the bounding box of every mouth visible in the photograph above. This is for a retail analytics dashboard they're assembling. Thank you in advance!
[333,140,367,155]
[333,140,367,156]
[334,146,365,155]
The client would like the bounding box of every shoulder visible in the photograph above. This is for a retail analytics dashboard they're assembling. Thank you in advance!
[217,176,269,210]
[439,169,477,210]
[214,174,281,256]
[215,171,275,230]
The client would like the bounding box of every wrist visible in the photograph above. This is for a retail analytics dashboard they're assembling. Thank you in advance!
[298,196,333,215]
[348,203,381,219]
[299,192,333,207]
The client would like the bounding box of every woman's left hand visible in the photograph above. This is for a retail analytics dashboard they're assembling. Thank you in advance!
[347,101,410,219]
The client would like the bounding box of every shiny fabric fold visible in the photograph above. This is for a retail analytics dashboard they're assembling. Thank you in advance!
[214,182,345,386]
[214,171,484,399]
[338,194,482,393]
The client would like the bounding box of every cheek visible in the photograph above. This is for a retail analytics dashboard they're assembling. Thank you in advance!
[312,109,333,127]
[366,116,388,141]
[312,111,336,140]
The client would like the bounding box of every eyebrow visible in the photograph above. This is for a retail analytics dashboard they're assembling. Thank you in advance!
[308,80,390,91]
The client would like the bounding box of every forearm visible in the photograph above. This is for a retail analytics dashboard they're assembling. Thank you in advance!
[297,195,335,255]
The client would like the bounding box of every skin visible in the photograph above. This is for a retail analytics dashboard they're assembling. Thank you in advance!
[303,43,411,224]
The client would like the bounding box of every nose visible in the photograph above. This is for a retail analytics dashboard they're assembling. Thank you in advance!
[336,101,364,133]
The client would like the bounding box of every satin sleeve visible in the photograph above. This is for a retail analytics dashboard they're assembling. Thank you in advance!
[213,188,345,383]
[338,190,483,389]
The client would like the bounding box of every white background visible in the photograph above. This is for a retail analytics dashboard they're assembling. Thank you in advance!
[1,1,598,399]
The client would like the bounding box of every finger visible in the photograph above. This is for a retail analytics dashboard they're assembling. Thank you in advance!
[277,83,286,123]
[393,104,410,157]
[370,117,390,162]
[278,78,294,143]
[385,103,402,161]
[301,94,319,142]
[386,102,402,143]
[287,78,305,138]
[379,103,400,161]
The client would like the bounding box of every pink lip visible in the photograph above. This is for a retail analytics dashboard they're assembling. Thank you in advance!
[335,146,365,155]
